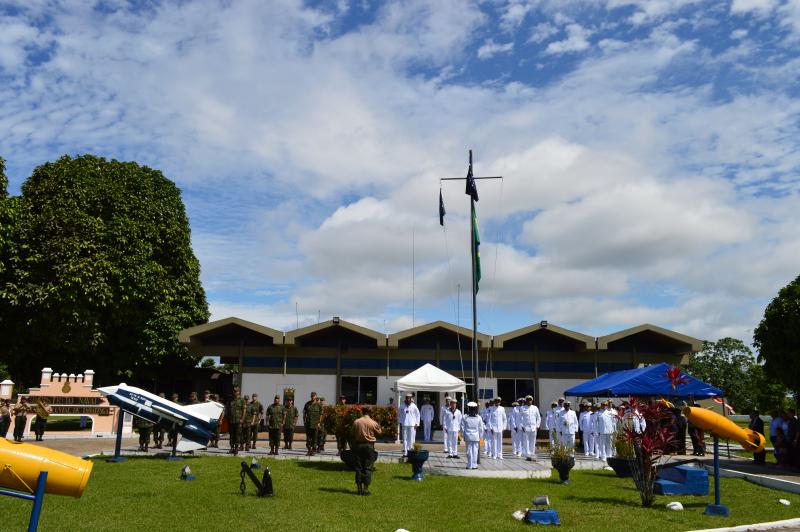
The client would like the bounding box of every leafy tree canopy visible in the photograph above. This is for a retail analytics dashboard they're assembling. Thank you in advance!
[0,155,209,387]
[754,274,800,396]
[686,337,789,413]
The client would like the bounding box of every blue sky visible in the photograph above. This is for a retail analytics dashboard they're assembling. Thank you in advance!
[1,0,799,343]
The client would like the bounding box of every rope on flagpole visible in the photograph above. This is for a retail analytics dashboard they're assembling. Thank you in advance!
[440,180,467,383]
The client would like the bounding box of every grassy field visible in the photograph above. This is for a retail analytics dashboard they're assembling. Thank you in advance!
[1,456,798,531]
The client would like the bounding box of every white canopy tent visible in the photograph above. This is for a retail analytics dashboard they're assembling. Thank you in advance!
[394,363,467,443]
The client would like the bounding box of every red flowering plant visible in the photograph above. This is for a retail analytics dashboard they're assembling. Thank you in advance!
[617,397,675,507]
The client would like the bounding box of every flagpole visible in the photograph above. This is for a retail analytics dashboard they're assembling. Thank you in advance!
[469,150,479,406]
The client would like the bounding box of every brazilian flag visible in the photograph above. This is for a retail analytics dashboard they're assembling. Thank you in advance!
[472,203,481,292]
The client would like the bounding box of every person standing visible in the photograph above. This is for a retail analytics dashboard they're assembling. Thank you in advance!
[688,402,706,456]
[561,401,579,451]
[519,396,541,461]
[579,403,593,455]
[749,409,766,465]
[227,387,246,456]
[33,399,52,441]
[351,407,382,496]
[137,417,153,452]
[461,402,484,470]
[420,399,435,442]
[443,400,462,459]
[400,393,420,457]
[488,397,507,459]
[440,397,452,454]
[283,399,299,450]
[206,392,220,448]
[304,394,322,456]
[13,397,30,442]
[545,401,558,446]
[481,401,492,456]
[168,393,181,449]
[597,402,615,460]
[265,395,285,455]
[247,393,263,451]
[317,397,328,452]
[0,399,11,439]
[509,401,520,457]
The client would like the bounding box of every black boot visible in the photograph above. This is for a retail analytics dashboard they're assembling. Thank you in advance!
[362,484,371,496]
[357,483,363,495]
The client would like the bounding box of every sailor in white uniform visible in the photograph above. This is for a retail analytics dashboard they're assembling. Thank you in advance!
[440,397,452,454]
[579,403,593,455]
[442,401,463,458]
[461,402,484,469]
[509,401,520,456]
[519,395,541,460]
[481,401,492,456]
[420,399,435,441]
[545,401,559,446]
[561,401,579,450]
[400,393,420,457]
[488,397,507,459]
[597,401,616,460]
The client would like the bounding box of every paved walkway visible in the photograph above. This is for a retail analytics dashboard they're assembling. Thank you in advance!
[16,435,800,485]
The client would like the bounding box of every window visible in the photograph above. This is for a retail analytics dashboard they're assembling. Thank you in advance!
[497,378,535,406]
[340,376,378,404]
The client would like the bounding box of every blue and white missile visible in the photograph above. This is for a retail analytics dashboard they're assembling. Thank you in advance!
[98,384,224,452]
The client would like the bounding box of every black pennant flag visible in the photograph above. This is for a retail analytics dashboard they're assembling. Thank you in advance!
[439,188,446,226]
[465,161,479,202]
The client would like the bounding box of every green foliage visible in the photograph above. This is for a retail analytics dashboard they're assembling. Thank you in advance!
[0,155,209,387]
[686,337,788,412]
[754,274,800,398]
[320,404,398,441]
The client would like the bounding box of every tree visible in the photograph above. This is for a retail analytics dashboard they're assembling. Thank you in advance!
[686,338,759,412]
[0,155,209,387]
[754,274,800,398]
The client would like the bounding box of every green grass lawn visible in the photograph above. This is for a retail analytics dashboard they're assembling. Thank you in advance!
[1,456,799,531]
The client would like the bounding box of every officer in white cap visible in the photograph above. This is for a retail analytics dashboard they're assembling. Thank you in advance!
[509,401,521,457]
[460,401,484,469]
[442,397,463,458]
[420,398,435,441]
[545,401,559,446]
[400,393,420,457]
[488,397,507,459]
[519,395,541,460]
[440,396,452,454]
[561,400,579,450]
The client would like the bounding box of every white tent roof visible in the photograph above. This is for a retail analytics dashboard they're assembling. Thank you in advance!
[395,363,467,393]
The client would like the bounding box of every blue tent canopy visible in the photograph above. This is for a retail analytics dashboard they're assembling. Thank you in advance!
[564,363,723,398]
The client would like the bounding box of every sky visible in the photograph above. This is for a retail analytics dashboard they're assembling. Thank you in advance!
[1,0,799,344]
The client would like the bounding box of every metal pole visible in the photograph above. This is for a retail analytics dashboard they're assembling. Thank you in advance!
[470,154,479,405]
[106,409,127,462]
[713,437,721,506]
[28,471,47,532]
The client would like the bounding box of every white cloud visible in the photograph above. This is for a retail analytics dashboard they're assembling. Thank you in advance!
[528,22,559,44]
[477,39,514,59]
[545,23,591,54]
[730,0,780,13]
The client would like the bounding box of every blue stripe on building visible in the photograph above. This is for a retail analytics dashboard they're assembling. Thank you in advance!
[243,356,283,368]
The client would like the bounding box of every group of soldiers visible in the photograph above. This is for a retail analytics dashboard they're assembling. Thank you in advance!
[135,390,221,452]
[226,387,302,456]
[0,396,53,442]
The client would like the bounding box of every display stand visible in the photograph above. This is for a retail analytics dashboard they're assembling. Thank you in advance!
[704,437,730,517]
[106,410,127,463]
[0,471,48,532]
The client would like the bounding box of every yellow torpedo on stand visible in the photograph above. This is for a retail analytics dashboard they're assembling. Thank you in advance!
[683,406,766,454]
[0,438,93,498]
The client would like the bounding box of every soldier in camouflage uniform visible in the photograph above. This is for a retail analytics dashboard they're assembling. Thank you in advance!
[209,393,221,448]
[283,399,299,450]
[137,417,153,452]
[241,395,250,450]
[246,394,263,451]
[265,395,285,455]
[153,393,166,448]
[227,387,246,455]
[167,393,181,449]
[317,397,327,452]
[303,393,322,456]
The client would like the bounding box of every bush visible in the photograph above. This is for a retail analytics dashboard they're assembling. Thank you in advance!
[320,404,397,442]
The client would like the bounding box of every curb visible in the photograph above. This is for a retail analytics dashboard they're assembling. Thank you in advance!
[689,517,800,531]
[704,466,800,494]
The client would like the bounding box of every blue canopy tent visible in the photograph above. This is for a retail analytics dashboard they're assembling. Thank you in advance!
[564,363,723,398]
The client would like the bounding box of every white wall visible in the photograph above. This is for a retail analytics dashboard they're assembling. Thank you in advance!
[538,378,588,412]
[241,374,336,427]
